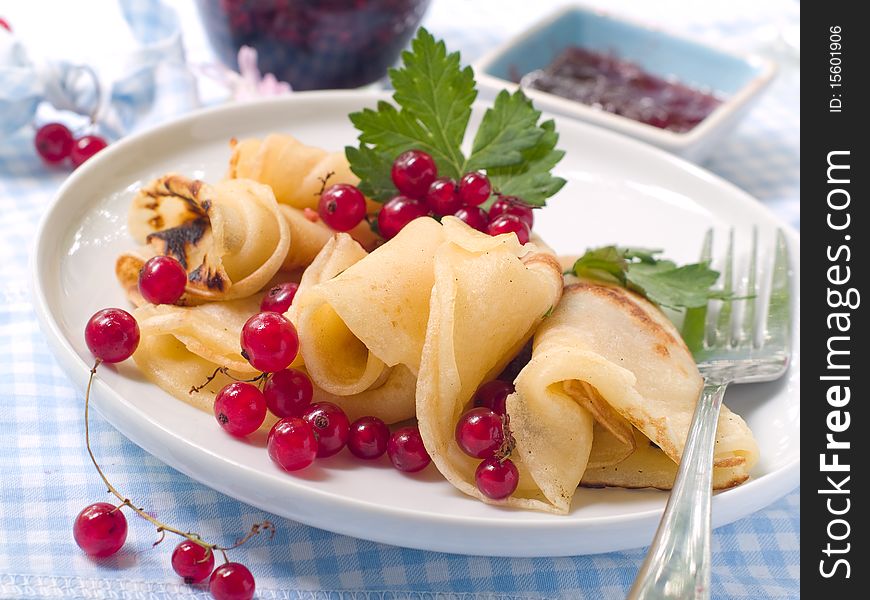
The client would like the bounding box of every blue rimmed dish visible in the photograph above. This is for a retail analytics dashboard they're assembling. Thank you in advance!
[473,6,777,161]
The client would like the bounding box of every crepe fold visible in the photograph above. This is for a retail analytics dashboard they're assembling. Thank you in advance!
[292,217,445,397]
[130,230,414,424]
[131,295,280,434]
[504,281,758,512]
[413,219,565,511]
[117,174,290,303]
[228,134,360,210]
[227,134,379,250]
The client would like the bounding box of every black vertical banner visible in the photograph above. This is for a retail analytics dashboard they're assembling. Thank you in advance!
[804,2,867,596]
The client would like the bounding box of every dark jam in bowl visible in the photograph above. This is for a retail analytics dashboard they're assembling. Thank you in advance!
[197,0,431,91]
[521,47,723,133]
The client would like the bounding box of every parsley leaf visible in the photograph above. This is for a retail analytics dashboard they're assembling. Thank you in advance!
[486,118,566,207]
[570,245,733,310]
[347,29,475,192]
[344,146,397,201]
[389,29,476,177]
[571,245,629,284]
[627,261,729,309]
[467,90,545,171]
[346,28,565,205]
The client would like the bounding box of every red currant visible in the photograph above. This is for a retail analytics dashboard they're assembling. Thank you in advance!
[214,382,267,436]
[260,282,299,314]
[73,502,127,557]
[488,214,530,245]
[377,195,429,240]
[34,123,74,164]
[455,408,504,459]
[452,206,489,232]
[347,416,390,459]
[425,177,462,216]
[489,196,534,229]
[138,255,187,305]
[475,457,519,500]
[264,368,312,418]
[240,312,299,373]
[474,380,514,416]
[268,417,318,471]
[303,402,350,458]
[458,172,492,206]
[391,150,437,198]
[318,184,367,232]
[85,308,140,363]
[70,135,108,168]
[209,562,256,600]
[387,426,431,472]
[171,540,215,584]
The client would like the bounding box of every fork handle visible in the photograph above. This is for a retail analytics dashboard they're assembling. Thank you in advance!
[626,382,728,600]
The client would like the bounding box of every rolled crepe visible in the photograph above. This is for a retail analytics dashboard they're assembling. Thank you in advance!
[414,218,564,511]
[279,205,334,271]
[580,428,754,490]
[228,134,371,211]
[506,281,758,512]
[292,217,446,396]
[131,295,281,434]
[118,175,290,303]
[228,134,380,249]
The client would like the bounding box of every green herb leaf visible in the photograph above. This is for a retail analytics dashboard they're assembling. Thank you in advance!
[467,90,545,171]
[346,28,565,206]
[571,245,628,284]
[346,28,475,190]
[486,118,566,207]
[570,245,733,310]
[389,28,476,178]
[627,261,726,309]
[344,146,397,201]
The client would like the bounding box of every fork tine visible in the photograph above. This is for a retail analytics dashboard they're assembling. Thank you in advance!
[681,229,713,353]
[736,228,758,347]
[763,229,791,350]
[710,229,734,346]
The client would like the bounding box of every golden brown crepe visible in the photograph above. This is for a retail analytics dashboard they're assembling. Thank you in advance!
[504,281,758,512]
[118,175,289,303]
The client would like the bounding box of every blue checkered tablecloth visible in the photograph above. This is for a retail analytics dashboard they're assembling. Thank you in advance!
[0,1,799,598]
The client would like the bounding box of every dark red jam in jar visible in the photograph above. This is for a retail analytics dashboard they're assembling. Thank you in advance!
[197,0,431,90]
[521,47,723,133]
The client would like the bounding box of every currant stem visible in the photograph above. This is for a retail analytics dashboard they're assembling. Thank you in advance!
[84,361,273,558]
[189,365,267,394]
[495,413,516,462]
[315,171,336,197]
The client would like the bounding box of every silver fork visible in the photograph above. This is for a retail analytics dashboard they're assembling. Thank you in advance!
[627,228,792,600]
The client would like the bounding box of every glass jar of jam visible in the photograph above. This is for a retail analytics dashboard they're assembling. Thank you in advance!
[197,0,431,90]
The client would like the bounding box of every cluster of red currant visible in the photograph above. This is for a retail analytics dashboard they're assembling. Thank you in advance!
[315,150,536,243]
[34,122,108,169]
[211,299,432,475]
[2,17,109,169]
[138,253,434,474]
[81,307,266,600]
[455,380,520,500]
[76,213,525,597]
[75,249,441,598]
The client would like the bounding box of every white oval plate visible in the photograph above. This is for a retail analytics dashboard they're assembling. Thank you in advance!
[32,92,800,557]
